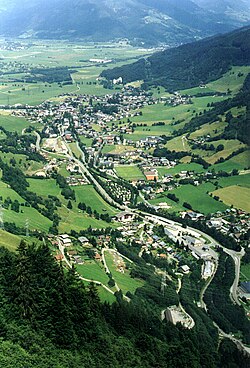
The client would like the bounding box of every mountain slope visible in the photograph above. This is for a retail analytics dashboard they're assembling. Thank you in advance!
[0,0,249,46]
[101,26,250,91]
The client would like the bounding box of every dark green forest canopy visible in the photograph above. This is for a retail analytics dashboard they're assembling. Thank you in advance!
[0,243,249,367]
[101,26,250,91]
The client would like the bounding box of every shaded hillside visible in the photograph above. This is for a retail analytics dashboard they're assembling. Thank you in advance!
[0,0,249,46]
[1,243,249,367]
[101,26,250,91]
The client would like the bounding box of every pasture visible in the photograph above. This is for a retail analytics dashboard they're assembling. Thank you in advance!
[169,182,228,214]
[74,185,118,214]
[105,251,144,294]
[212,186,250,212]
[0,230,21,252]
[115,165,144,180]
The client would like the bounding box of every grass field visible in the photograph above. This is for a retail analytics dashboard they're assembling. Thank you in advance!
[157,163,205,177]
[74,185,118,214]
[0,180,52,231]
[0,41,151,104]
[211,151,250,172]
[189,121,227,140]
[0,114,31,133]
[205,140,246,164]
[240,264,250,282]
[181,66,250,96]
[212,186,250,212]
[0,230,21,251]
[68,142,82,159]
[169,182,228,214]
[102,145,134,155]
[105,251,144,294]
[97,286,116,303]
[79,136,93,147]
[27,178,61,197]
[115,165,144,180]
[76,260,109,285]
[216,174,250,189]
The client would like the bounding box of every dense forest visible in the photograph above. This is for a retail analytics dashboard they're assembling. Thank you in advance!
[0,242,249,367]
[101,26,250,91]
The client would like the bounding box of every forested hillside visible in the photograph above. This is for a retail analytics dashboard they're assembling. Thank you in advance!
[101,26,250,91]
[0,242,249,367]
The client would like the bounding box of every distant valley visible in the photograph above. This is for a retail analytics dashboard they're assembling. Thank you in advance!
[0,0,250,46]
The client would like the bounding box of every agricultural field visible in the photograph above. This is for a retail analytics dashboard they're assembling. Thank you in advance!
[212,186,250,212]
[74,185,118,214]
[115,165,144,181]
[0,230,21,252]
[168,182,228,214]
[0,114,31,133]
[0,180,52,232]
[211,150,250,172]
[216,173,250,189]
[0,40,151,105]
[105,251,145,294]
[157,163,205,177]
[76,260,109,285]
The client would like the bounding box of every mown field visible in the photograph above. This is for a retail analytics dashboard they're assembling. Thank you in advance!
[115,165,144,180]
[0,114,31,133]
[212,186,250,212]
[168,183,228,214]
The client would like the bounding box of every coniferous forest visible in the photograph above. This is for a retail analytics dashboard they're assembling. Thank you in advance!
[0,242,249,368]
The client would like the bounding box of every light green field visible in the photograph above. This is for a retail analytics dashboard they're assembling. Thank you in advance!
[0,230,21,251]
[157,163,205,176]
[166,136,190,152]
[181,66,250,96]
[0,41,151,103]
[102,145,134,155]
[217,174,250,189]
[76,261,109,285]
[79,136,93,147]
[27,178,61,196]
[74,185,118,214]
[189,121,227,140]
[115,165,144,180]
[169,183,228,214]
[97,286,116,304]
[212,186,250,212]
[0,114,31,133]
[68,142,82,159]
[205,140,246,164]
[211,151,250,172]
[105,251,144,294]
[0,180,52,231]
[240,264,250,282]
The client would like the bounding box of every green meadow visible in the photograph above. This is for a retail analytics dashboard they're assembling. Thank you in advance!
[115,165,145,180]
[105,251,144,294]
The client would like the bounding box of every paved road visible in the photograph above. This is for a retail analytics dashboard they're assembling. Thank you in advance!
[58,239,115,296]
[64,136,249,352]
[66,141,125,210]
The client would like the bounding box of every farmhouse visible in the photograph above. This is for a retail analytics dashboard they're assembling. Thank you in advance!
[144,170,159,181]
